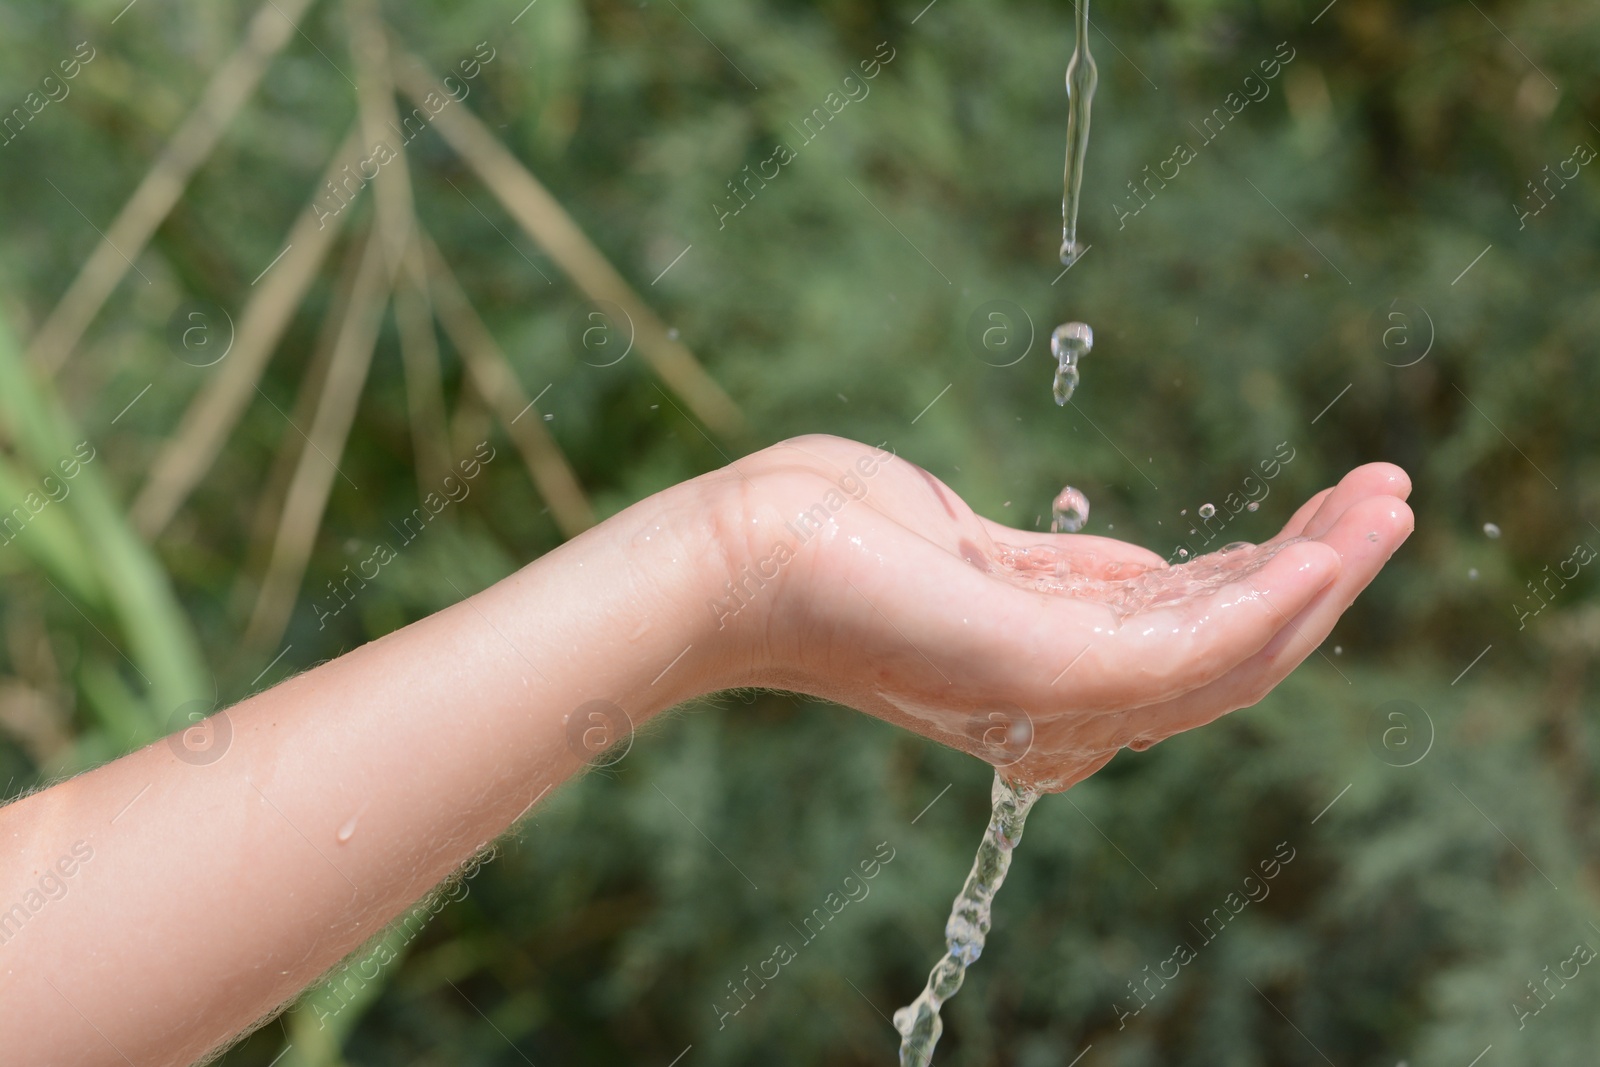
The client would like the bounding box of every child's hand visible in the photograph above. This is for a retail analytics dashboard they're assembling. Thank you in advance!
[0,431,1411,1061]
[702,435,1412,790]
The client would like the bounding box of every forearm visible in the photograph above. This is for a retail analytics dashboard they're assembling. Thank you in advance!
[0,480,736,1066]
[0,434,1408,1063]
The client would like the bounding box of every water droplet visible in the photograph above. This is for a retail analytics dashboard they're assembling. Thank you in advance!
[1333,645,1343,654]
[543,413,555,421]
[1050,322,1092,406]
[1198,503,1216,519]
[666,327,680,341]
[1367,531,1378,541]
[1052,362,1078,406]
[1468,568,1480,580]
[1246,501,1260,512]
[1050,486,1090,533]
[1177,548,1189,558]
[336,811,362,844]
[1483,522,1501,538]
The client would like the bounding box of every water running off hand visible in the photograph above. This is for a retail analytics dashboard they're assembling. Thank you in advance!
[886,533,1307,1061]
[893,772,1041,1066]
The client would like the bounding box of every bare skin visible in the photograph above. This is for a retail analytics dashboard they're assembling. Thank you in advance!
[0,434,1412,1065]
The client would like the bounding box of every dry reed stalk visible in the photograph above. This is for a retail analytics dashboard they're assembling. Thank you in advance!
[420,233,595,537]
[345,0,450,495]
[393,53,750,444]
[228,227,374,625]
[132,125,363,538]
[243,220,391,652]
[28,0,321,377]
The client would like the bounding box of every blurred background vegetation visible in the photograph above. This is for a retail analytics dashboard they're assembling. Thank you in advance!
[2,0,1598,1062]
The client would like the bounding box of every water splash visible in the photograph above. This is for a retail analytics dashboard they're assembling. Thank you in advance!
[887,536,1310,1059]
[1059,0,1098,266]
[991,536,1311,622]
[1051,486,1090,533]
[893,772,1041,1066]
[1051,322,1093,406]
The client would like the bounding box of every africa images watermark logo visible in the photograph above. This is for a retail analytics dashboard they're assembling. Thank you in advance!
[165,699,232,766]
[565,699,635,768]
[1365,699,1433,769]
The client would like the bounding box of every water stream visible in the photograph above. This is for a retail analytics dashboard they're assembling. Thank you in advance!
[891,9,1105,1063]
[1051,0,1098,407]
[1059,0,1098,267]
[888,534,1307,1062]
[893,773,1041,1066]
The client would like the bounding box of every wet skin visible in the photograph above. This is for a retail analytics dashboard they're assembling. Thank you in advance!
[0,434,1410,1064]
[706,435,1413,790]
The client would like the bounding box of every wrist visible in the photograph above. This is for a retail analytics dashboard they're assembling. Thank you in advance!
[651,467,764,698]
[536,469,752,732]
[657,436,903,701]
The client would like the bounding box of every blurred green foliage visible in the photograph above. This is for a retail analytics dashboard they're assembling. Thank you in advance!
[2,0,1599,1063]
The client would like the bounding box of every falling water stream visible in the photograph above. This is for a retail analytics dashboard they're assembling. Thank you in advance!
[1051,0,1097,409]
[893,774,1041,1066]
[890,533,1309,1064]
[1059,0,1098,268]
[893,9,1104,1061]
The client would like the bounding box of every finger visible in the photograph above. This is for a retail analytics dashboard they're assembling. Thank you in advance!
[1272,486,1334,541]
[1115,494,1414,741]
[1044,537,1342,712]
[1262,490,1414,658]
[1301,462,1412,538]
